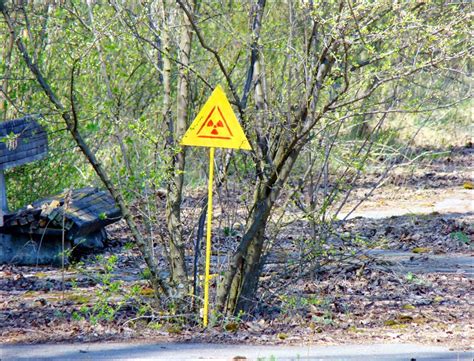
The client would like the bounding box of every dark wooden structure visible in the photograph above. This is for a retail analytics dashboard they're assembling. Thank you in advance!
[0,115,48,170]
[2,187,121,242]
[0,116,122,265]
[0,115,48,220]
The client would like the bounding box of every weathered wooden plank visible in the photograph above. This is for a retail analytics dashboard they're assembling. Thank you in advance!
[0,116,42,134]
[0,146,47,164]
[71,187,99,199]
[5,226,64,237]
[0,153,48,170]
[73,192,104,206]
[0,116,48,170]
[48,209,60,221]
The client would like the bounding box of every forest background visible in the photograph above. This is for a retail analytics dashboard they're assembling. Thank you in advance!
[0,0,471,337]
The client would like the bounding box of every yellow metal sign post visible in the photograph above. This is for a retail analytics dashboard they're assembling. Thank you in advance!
[203,146,214,327]
[180,85,251,326]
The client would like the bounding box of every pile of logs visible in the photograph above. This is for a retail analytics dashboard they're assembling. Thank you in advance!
[1,187,121,243]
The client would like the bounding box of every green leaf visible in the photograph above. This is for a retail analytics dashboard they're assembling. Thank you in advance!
[450,231,470,245]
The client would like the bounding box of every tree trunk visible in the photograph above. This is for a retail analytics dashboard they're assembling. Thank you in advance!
[163,1,193,297]
[217,144,301,314]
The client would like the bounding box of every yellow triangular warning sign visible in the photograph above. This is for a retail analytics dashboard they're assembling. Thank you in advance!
[180,85,252,150]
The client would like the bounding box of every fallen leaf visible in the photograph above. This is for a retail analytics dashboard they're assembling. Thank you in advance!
[224,322,239,332]
[463,181,473,189]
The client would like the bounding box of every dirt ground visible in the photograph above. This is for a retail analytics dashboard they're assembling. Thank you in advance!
[0,146,472,350]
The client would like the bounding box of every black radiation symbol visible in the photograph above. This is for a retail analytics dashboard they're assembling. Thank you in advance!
[207,119,224,135]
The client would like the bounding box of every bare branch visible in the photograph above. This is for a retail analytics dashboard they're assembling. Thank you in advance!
[176,0,243,117]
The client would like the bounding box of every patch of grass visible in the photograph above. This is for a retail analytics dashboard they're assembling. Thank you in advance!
[348,325,364,333]
[141,267,151,280]
[66,294,91,304]
[450,231,470,245]
[33,272,48,278]
[123,242,135,250]
[139,286,155,296]
[71,311,84,321]
[384,314,426,327]
[148,322,163,330]
[405,272,416,282]
[411,247,431,254]
[166,324,182,334]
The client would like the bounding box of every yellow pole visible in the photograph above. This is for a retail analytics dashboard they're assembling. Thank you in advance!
[203,147,215,327]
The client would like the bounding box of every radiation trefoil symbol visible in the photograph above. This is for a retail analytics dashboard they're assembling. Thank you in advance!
[196,106,233,140]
